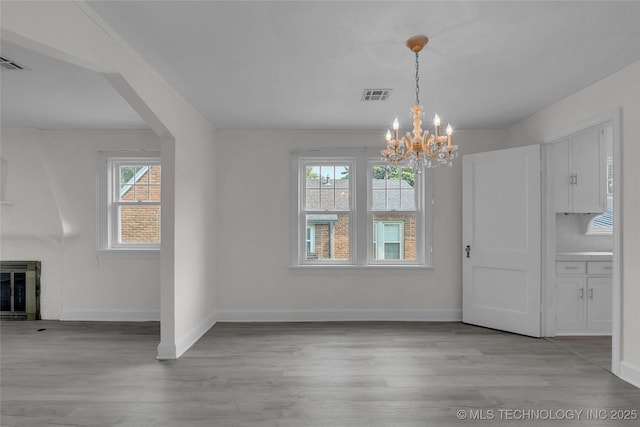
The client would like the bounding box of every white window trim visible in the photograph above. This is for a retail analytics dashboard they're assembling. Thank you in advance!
[290,149,432,273]
[98,151,161,253]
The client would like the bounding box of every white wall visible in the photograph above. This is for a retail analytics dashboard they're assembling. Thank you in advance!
[0,128,161,320]
[507,61,640,384]
[214,130,507,320]
[555,214,612,253]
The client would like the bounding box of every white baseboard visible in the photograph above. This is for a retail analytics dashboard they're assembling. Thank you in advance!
[554,332,612,337]
[214,309,462,323]
[174,314,217,359]
[156,341,177,361]
[619,361,640,389]
[156,314,217,360]
[61,309,160,322]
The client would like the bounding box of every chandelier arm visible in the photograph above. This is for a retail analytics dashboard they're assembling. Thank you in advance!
[424,134,436,156]
[399,136,411,160]
[421,132,430,155]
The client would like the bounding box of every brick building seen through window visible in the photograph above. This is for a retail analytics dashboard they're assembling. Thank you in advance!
[304,169,417,261]
[118,165,161,244]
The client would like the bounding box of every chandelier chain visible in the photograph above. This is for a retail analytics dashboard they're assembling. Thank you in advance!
[415,52,420,105]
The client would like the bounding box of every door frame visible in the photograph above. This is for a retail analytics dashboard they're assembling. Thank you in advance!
[542,108,621,375]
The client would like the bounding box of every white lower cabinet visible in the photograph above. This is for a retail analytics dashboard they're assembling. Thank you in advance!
[555,261,612,335]
[586,277,612,332]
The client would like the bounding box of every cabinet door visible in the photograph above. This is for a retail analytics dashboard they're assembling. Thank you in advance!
[587,277,612,333]
[571,128,606,213]
[551,139,571,213]
[555,277,586,332]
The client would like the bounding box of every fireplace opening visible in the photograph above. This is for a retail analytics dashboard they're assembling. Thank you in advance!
[1,261,40,320]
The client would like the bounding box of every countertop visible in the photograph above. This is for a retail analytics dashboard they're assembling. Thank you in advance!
[556,251,613,261]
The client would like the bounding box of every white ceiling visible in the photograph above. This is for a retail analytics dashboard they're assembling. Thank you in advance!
[2,1,640,131]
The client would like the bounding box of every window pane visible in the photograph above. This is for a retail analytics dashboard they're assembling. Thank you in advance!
[306,227,313,253]
[119,205,161,243]
[371,166,415,211]
[334,177,350,210]
[372,215,416,261]
[371,189,385,210]
[120,165,136,184]
[133,184,149,201]
[0,273,10,311]
[383,223,401,241]
[590,160,613,233]
[120,168,134,201]
[305,214,349,260]
[13,273,26,312]
[305,189,320,211]
[135,166,149,184]
[384,243,400,259]
[149,185,161,202]
[119,165,161,202]
[591,205,613,230]
[304,164,350,212]
[149,166,162,201]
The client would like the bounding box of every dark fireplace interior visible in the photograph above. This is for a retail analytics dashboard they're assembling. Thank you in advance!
[1,261,40,320]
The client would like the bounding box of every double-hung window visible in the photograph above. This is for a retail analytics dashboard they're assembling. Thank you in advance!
[99,152,161,251]
[292,150,431,269]
[301,161,352,262]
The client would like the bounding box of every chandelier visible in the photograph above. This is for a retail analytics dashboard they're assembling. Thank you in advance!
[381,35,458,170]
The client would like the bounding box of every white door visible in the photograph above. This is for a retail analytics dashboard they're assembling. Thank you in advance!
[463,145,542,337]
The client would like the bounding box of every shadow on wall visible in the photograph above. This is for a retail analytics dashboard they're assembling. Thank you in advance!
[0,131,78,242]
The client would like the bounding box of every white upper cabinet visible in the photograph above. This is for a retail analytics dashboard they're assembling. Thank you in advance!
[551,126,606,213]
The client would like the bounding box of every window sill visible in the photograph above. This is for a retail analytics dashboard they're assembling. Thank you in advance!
[97,249,160,258]
[585,231,613,236]
[290,264,433,276]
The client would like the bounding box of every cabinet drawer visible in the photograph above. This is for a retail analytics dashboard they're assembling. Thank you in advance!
[587,261,613,275]
[556,261,586,274]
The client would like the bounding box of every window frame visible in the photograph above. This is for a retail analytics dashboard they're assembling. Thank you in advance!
[98,151,161,252]
[586,157,613,235]
[368,159,425,266]
[291,149,432,272]
[298,157,355,265]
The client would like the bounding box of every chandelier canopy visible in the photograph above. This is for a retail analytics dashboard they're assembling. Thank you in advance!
[381,35,458,170]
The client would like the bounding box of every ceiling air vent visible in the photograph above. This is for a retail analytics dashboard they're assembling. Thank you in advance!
[361,89,391,101]
[0,56,26,71]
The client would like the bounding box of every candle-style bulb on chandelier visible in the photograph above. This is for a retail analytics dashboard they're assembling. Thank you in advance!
[381,35,458,170]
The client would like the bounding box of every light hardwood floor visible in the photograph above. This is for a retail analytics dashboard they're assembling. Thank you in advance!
[2,321,639,426]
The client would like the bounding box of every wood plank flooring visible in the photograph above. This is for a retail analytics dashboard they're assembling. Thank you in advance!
[547,336,612,372]
[2,321,639,426]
